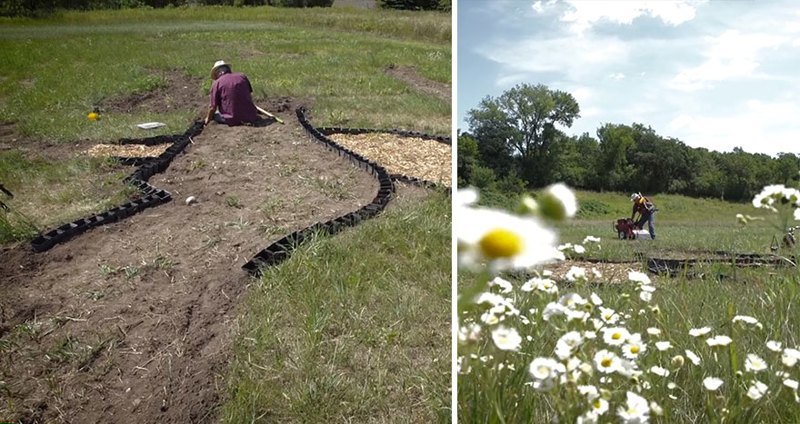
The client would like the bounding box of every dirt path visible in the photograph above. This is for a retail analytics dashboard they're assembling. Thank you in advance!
[385,65,451,103]
[0,117,379,423]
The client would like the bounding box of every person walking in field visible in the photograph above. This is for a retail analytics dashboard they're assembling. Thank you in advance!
[630,192,657,240]
[204,60,260,126]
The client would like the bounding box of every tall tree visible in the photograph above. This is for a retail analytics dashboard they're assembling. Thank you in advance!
[466,83,580,187]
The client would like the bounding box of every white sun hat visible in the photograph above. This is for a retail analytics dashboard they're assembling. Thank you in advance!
[210,60,229,79]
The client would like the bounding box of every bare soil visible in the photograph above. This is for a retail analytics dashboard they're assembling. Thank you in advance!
[0,115,382,423]
[98,71,207,117]
[385,65,451,103]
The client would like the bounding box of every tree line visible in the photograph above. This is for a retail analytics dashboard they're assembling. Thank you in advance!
[459,83,800,203]
[1,0,448,17]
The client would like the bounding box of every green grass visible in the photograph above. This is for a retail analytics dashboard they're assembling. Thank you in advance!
[560,191,779,261]
[222,191,451,423]
[458,269,800,423]
[0,151,134,241]
[0,5,449,239]
[0,7,450,141]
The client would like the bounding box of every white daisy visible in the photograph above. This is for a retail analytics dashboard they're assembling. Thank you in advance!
[628,271,651,285]
[491,326,522,351]
[474,292,505,307]
[766,340,783,352]
[594,349,622,374]
[707,335,733,347]
[578,384,599,401]
[689,327,712,337]
[590,292,603,306]
[539,182,578,220]
[542,302,567,321]
[489,276,513,293]
[598,307,620,325]
[685,349,701,366]
[528,357,565,384]
[458,207,564,271]
[650,365,670,377]
[745,354,768,373]
[566,266,587,282]
[603,327,631,346]
[733,315,763,329]
[647,327,661,336]
[622,336,647,360]
[559,293,588,309]
[555,331,584,360]
[590,397,609,416]
[655,341,672,351]
[746,380,769,400]
[782,348,800,367]
[784,379,799,390]
[456,187,479,207]
[617,391,650,423]
[457,323,481,344]
[583,235,601,244]
[703,377,724,391]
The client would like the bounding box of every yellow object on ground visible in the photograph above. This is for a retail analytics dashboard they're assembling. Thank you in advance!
[88,112,99,121]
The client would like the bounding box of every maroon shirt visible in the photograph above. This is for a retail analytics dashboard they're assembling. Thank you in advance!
[209,72,259,125]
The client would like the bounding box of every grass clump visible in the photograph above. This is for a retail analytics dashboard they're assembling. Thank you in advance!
[222,192,451,423]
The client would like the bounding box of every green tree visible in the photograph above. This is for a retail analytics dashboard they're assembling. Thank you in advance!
[466,83,580,187]
[596,123,634,191]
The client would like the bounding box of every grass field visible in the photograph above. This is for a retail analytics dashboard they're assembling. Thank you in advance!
[458,187,800,423]
[0,5,450,234]
[0,6,451,422]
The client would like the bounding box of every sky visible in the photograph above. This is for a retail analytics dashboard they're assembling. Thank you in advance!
[457,0,800,157]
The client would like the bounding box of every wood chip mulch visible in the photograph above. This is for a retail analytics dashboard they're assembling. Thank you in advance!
[86,143,169,158]
[328,133,451,187]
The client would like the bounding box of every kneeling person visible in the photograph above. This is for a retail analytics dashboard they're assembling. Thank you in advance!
[205,60,259,126]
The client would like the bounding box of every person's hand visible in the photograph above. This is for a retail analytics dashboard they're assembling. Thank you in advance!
[204,117,210,126]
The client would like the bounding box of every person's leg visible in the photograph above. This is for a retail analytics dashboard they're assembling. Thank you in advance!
[648,213,656,239]
[213,111,227,124]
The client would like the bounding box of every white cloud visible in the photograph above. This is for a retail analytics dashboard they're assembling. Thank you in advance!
[480,36,630,82]
[495,73,528,87]
[609,72,626,81]
[668,30,788,91]
[666,99,800,155]
[560,0,703,35]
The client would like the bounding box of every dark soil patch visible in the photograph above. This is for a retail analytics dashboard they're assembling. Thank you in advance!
[0,115,379,423]
[385,65,450,103]
[98,71,207,117]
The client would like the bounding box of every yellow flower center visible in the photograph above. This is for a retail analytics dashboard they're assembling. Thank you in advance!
[612,332,622,340]
[630,345,640,354]
[593,399,602,409]
[478,228,523,259]
[601,358,612,368]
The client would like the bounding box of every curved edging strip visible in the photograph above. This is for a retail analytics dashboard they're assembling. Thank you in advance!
[30,122,204,252]
[318,126,451,193]
[241,108,397,276]
[647,253,794,276]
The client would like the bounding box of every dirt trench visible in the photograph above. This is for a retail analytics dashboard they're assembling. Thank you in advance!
[0,115,380,423]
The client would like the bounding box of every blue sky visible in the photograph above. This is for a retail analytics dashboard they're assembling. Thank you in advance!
[457,0,800,156]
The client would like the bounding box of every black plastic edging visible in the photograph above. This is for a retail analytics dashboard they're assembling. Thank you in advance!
[30,122,204,252]
[241,108,397,276]
[318,126,451,193]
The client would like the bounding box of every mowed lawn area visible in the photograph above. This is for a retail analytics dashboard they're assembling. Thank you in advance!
[1,6,451,423]
[458,189,800,423]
